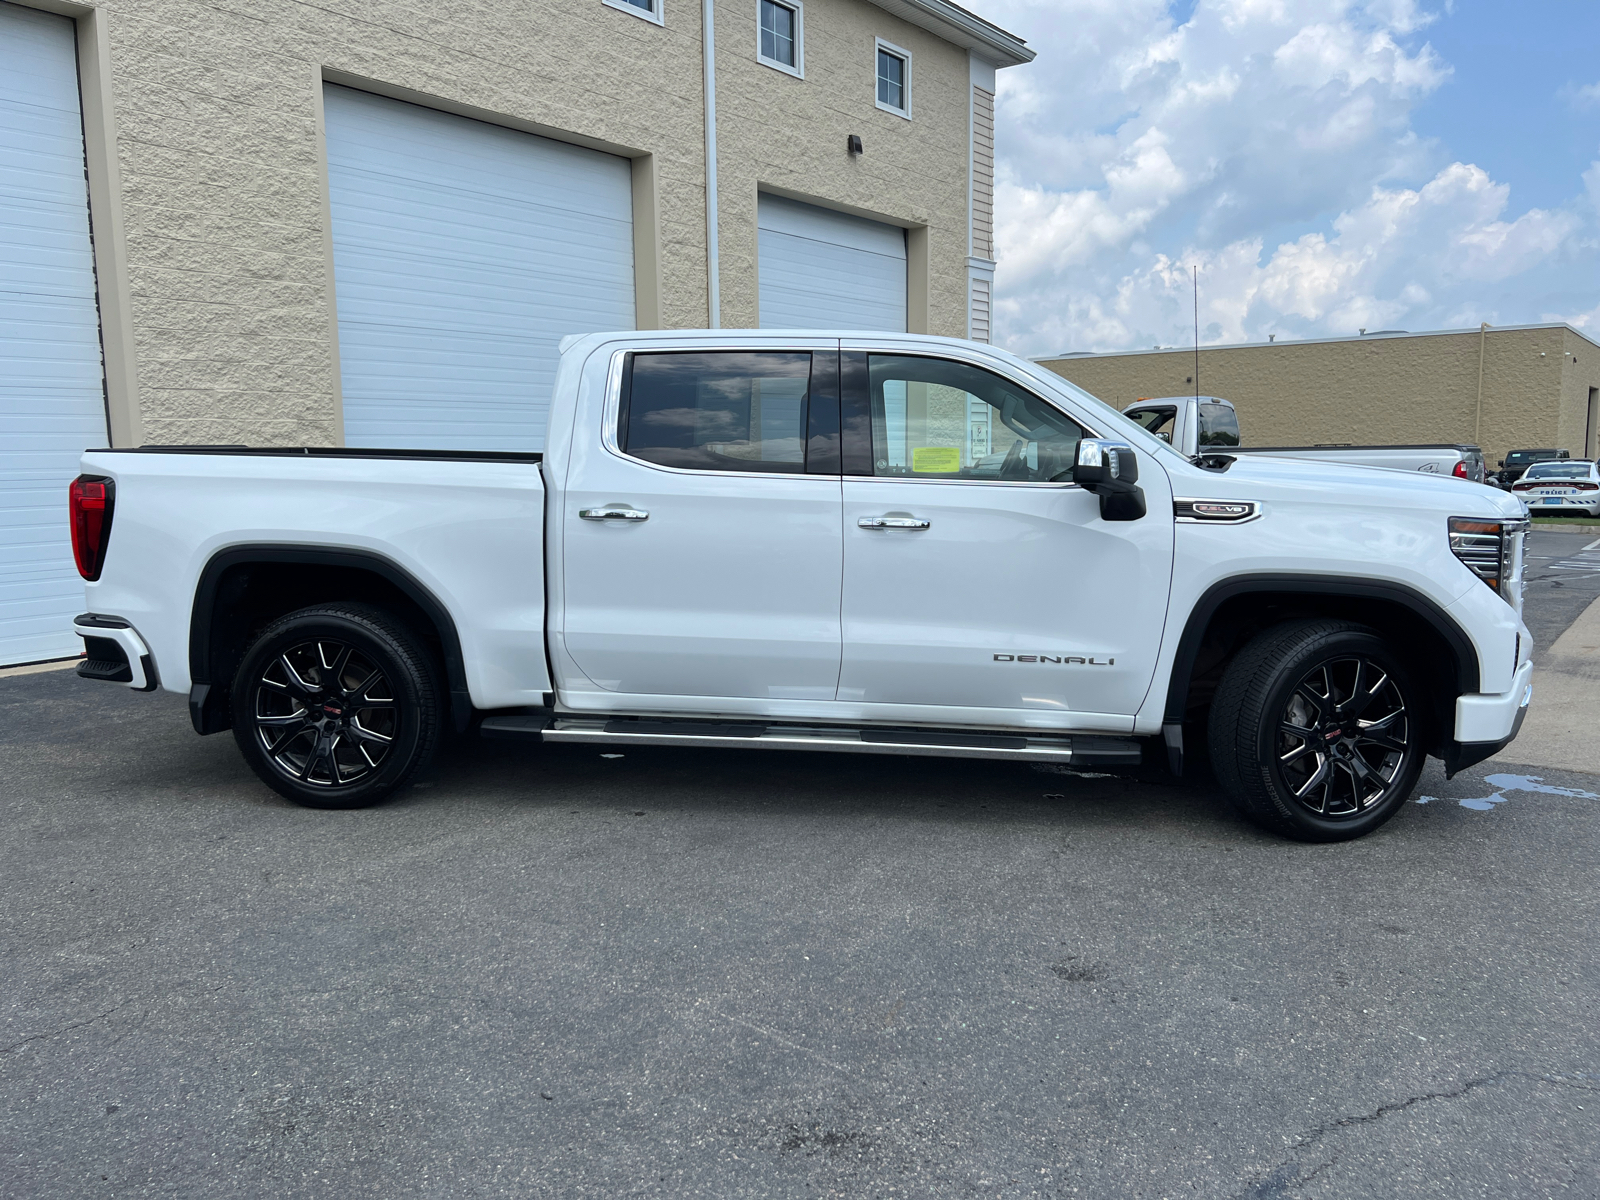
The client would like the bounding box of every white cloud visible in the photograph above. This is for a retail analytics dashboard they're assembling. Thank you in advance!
[982,0,1599,356]
[1566,81,1600,108]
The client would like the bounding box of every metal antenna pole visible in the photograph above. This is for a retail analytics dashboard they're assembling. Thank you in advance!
[1193,266,1200,402]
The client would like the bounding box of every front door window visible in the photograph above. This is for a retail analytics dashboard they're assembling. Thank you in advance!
[866,355,1085,482]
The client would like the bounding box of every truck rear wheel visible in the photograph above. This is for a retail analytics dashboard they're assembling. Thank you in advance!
[231,604,441,809]
[1208,619,1425,842]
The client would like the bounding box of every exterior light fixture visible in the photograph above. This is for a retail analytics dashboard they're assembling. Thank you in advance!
[847,134,863,155]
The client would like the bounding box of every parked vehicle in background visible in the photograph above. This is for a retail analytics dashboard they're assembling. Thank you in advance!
[1493,448,1570,490]
[1122,395,1487,482]
[1510,460,1600,517]
[69,331,1533,843]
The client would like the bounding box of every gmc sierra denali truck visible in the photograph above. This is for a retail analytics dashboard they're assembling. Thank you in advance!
[67,331,1533,842]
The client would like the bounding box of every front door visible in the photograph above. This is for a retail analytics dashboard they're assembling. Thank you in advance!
[837,349,1175,728]
[558,346,844,704]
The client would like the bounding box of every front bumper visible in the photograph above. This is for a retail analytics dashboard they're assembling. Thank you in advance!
[73,614,158,692]
[1445,658,1533,776]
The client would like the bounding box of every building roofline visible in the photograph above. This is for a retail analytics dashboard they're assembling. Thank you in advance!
[866,0,1034,66]
[1033,321,1600,363]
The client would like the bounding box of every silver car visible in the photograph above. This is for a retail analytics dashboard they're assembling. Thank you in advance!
[1511,459,1600,516]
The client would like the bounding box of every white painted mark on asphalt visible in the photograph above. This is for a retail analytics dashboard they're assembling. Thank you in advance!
[1417,773,1600,811]
[714,1010,859,1077]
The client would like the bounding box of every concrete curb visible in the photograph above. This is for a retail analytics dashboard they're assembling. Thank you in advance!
[1489,593,1600,775]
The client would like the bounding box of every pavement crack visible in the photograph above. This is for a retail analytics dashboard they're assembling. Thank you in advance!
[1290,1072,1510,1151]
[1,1003,125,1056]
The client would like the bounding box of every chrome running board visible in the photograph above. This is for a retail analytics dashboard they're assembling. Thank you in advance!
[523,716,1142,766]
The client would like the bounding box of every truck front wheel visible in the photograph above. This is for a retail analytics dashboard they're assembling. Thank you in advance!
[230,604,441,809]
[1208,619,1425,842]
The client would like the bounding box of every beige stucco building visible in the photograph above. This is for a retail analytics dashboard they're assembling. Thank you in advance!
[1037,324,1600,466]
[0,0,1030,665]
[4,0,1029,449]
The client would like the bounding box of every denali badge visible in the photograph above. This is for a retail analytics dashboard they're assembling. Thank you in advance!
[993,654,1115,665]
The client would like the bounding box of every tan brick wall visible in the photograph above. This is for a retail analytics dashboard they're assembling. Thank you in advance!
[1038,326,1600,465]
[78,0,978,444]
[713,0,973,334]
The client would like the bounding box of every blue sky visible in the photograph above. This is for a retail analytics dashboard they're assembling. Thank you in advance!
[979,0,1600,356]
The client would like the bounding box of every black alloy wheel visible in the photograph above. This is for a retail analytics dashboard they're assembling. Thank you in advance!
[231,604,440,809]
[1274,657,1410,818]
[1209,619,1425,842]
[253,638,396,787]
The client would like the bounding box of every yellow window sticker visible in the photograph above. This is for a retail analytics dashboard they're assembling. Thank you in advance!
[911,446,961,473]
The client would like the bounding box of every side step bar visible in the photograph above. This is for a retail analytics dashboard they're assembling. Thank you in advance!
[483,715,1141,766]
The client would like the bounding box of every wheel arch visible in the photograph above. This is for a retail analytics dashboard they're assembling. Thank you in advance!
[1163,574,1481,761]
[188,545,471,736]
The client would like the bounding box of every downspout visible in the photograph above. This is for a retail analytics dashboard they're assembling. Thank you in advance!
[702,0,721,328]
[1474,321,1489,446]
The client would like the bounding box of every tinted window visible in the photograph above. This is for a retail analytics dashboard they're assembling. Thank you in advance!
[1525,463,1593,480]
[867,355,1085,482]
[1197,403,1240,447]
[623,352,811,473]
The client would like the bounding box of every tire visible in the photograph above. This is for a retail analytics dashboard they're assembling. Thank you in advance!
[1208,619,1426,842]
[230,604,441,809]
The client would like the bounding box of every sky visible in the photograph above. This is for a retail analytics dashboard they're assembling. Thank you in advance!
[977,0,1600,358]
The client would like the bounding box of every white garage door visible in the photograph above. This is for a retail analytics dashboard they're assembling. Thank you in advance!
[323,86,636,451]
[0,3,108,667]
[758,194,907,332]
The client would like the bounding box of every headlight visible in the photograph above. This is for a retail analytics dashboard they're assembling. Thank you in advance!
[1449,516,1528,613]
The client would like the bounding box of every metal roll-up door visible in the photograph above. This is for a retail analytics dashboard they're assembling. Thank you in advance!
[757,194,907,331]
[323,86,636,451]
[0,2,108,666]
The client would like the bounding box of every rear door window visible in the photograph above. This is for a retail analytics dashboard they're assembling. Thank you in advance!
[621,351,815,473]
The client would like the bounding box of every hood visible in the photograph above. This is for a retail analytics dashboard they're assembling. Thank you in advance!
[1168,452,1522,519]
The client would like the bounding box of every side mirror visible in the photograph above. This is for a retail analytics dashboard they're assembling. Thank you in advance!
[1497,460,1504,468]
[1157,431,1172,443]
[1074,439,1146,521]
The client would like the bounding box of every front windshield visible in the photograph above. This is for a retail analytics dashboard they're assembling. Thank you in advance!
[1525,463,1592,480]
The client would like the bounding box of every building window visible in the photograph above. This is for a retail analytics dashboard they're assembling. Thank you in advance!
[875,40,910,117]
[604,0,663,26]
[757,0,803,77]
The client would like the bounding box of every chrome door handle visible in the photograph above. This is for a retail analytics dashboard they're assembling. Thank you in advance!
[858,516,930,530]
[579,508,649,521]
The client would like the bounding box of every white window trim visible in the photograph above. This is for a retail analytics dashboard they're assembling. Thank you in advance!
[603,0,664,27]
[874,37,912,119]
[756,0,804,78]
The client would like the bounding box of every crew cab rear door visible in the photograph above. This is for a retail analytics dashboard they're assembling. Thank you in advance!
[836,345,1175,729]
[554,341,844,706]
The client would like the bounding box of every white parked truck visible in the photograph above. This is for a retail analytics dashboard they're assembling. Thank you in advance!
[1122,394,1488,482]
[69,332,1532,841]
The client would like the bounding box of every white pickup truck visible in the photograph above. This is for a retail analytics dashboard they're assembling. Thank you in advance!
[1123,394,1489,482]
[68,331,1533,841]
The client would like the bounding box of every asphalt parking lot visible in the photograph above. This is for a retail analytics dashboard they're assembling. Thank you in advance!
[3,553,1598,1199]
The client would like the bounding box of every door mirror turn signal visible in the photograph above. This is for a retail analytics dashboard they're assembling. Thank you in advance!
[1072,440,1146,522]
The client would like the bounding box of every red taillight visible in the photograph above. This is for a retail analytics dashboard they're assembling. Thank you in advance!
[1513,482,1535,491]
[69,475,115,581]
[1578,482,1600,491]
[1453,460,1469,478]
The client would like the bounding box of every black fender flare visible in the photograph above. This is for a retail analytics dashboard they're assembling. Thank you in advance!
[187,544,472,735]
[1161,573,1482,747]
